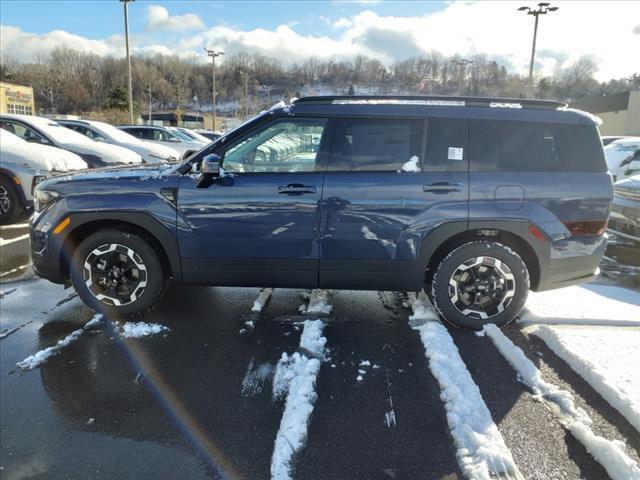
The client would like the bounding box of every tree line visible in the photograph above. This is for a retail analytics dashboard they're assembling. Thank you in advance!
[1,47,638,123]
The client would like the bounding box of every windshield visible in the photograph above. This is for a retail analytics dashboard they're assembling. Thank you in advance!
[168,127,196,142]
[178,128,211,143]
[92,121,142,143]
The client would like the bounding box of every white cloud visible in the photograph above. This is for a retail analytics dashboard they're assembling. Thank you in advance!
[2,1,639,81]
[146,5,204,32]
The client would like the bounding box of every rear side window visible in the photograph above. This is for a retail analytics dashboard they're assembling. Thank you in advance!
[425,118,468,172]
[470,120,605,172]
[329,118,423,171]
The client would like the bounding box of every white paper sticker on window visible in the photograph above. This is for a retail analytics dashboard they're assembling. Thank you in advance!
[448,147,464,161]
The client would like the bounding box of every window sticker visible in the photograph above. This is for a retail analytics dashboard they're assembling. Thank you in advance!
[448,147,464,161]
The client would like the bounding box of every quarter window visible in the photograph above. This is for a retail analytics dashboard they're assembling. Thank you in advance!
[424,118,468,172]
[223,118,327,173]
[329,118,423,172]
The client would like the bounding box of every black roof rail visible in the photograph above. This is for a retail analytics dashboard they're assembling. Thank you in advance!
[292,95,567,110]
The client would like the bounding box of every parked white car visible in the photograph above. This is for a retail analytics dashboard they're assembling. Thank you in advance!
[118,125,208,159]
[56,119,180,164]
[0,129,87,223]
[0,114,142,168]
[175,127,213,144]
[604,137,640,181]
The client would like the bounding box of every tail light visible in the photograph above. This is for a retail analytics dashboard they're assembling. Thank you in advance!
[562,219,608,237]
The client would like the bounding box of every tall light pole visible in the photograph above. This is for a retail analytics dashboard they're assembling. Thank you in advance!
[204,48,224,131]
[120,0,135,124]
[518,2,558,97]
[451,59,472,96]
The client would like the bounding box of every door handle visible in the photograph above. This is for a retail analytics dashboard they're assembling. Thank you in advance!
[278,184,317,195]
[423,182,463,194]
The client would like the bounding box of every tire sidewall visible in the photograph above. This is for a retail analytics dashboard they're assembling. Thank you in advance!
[0,176,23,225]
[431,241,530,330]
[70,230,165,318]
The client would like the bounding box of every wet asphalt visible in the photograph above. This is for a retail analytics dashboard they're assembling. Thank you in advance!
[1,224,639,480]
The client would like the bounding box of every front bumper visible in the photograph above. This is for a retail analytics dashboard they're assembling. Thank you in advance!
[30,204,70,285]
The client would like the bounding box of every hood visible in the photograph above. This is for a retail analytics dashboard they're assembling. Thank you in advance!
[0,129,87,172]
[59,140,142,165]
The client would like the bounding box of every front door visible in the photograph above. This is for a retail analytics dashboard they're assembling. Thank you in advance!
[319,116,469,291]
[177,116,331,287]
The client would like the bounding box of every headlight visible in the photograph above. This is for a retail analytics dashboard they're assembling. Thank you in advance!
[34,188,60,212]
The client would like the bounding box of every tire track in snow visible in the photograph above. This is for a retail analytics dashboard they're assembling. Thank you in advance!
[485,324,640,480]
[271,319,327,480]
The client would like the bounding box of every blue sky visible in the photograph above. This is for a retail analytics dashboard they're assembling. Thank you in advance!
[1,1,639,81]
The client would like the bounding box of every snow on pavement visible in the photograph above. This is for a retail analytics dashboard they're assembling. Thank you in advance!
[405,290,440,322]
[241,357,275,397]
[531,325,640,433]
[299,289,332,315]
[271,319,327,480]
[485,324,640,480]
[251,288,273,312]
[413,321,523,480]
[16,314,103,371]
[119,322,170,338]
[519,284,640,327]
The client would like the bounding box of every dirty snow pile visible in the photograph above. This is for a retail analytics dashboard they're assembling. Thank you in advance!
[412,320,521,480]
[119,322,170,338]
[16,314,103,371]
[519,285,640,327]
[532,325,640,433]
[299,289,332,315]
[251,288,273,312]
[405,290,439,322]
[485,324,640,480]
[271,319,327,480]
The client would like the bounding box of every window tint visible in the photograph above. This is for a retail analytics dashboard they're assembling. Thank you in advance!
[1,121,47,144]
[470,120,605,172]
[425,118,468,172]
[223,118,327,173]
[330,118,423,172]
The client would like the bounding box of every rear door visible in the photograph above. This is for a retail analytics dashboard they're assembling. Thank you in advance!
[319,116,469,291]
[176,116,332,287]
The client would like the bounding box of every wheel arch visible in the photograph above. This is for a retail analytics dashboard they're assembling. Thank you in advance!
[0,167,29,209]
[59,213,181,282]
[419,221,545,291]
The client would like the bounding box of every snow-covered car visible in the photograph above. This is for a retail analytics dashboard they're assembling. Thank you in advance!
[0,129,87,223]
[604,137,640,181]
[603,175,640,281]
[56,119,180,164]
[175,127,213,144]
[118,125,207,159]
[0,115,142,168]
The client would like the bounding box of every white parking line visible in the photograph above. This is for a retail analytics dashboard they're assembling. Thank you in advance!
[413,321,524,480]
[0,233,29,246]
[252,287,273,312]
[485,324,640,480]
[271,319,327,480]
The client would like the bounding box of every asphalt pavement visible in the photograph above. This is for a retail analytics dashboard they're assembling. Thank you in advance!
[1,224,639,480]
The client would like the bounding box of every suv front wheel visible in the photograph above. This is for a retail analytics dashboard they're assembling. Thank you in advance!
[70,229,167,317]
[431,241,530,330]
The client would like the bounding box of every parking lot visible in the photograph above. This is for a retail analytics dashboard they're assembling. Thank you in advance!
[2,222,640,480]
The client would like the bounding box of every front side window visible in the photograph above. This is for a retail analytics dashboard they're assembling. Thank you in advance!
[1,120,47,144]
[329,118,423,172]
[223,118,327,173]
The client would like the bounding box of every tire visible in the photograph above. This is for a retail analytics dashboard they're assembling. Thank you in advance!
[69,229,167,318]
[430,241,530,330]
[0,175,25,225]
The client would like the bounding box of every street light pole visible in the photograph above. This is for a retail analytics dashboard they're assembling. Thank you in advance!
[120,0,135,124]
[518,2,559,97]
[451,59,472,96]
[204,48,224,131]
[240,71,249,120]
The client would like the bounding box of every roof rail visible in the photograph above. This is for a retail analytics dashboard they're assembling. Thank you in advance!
[292,95,567,110]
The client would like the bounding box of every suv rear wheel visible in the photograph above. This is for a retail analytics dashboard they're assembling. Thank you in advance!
[70,229,167,317]
[431,241,529,330]
[0,175,24,225]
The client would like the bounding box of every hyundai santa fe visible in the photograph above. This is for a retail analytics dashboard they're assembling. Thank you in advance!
[29,95,613,329]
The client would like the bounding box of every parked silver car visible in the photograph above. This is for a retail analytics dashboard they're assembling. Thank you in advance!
[118,125,208,159]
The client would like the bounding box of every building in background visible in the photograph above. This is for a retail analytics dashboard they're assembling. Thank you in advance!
[0,82,35,115]
[571,90,640,136]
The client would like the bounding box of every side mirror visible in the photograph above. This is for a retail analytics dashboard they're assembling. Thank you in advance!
[197,153,221,188]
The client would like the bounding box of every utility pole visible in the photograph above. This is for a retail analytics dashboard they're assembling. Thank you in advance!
[518,2,559,97]
[204,48,224,131]
[240,71,249,120]
[148,82,152,125]
[120,0,135,124]
[451,59,472,96]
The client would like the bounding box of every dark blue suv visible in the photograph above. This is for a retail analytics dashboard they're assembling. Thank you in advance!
[30,96,612,329]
